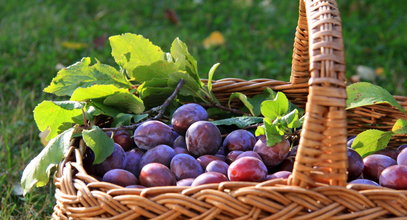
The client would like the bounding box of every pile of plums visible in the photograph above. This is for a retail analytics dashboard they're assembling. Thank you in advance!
[84,103,407,190]
[347,137,407,189]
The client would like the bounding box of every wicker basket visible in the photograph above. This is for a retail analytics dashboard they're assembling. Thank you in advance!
[52,0,407,219]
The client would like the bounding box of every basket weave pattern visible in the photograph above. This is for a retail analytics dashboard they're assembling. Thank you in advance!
[53,0,407,219]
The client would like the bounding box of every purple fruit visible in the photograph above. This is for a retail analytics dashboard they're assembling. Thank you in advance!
[363,154,397,182]
[379,165,407,189]
[176,178,195,186]
[223,130,256,151]
[174,147,189,155]
[171,103,208,135]
[266,171,291,180]
[170,154,203,180]
[226,151,244,164]
[93,143,125,176]
[236,151,262,161]
[191,172,228,186]
[113,130,135,151]
[349,179,380,186]
[197,155,222,169]
[173,136,187,149]
[139,144,176,167]
[123,149,144,176]
[139,163,176,187]
[397,148,407,166]
[253,137,290,169]
[347,148,364,181]
[125,185,146,189]
[186,121,221,156]
[206,160,229,175]
[134,120,174,150]
[228,157,267,182]
[103,169,138,187]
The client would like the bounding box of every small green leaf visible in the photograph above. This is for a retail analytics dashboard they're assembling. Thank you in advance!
[82,126,114,164]
[280,109,300,129]
[392,119,407,134]
[103,92,145,114]
[44,57,130,96]
[228,92,255,116]
[207,63,220,92]
[109,33,164,73]
[248,88,276,116]
[170,37,201,84]
[211,116,263,128]
[168,71,203,97]
[351,129,393,157]
[346,82,405,112]
[255,126,265,136]
[34,101,84,141]
[21,128,74,195]
[112,113,148,127]
[260,92,289,120]
[90,101,122,117]
[264,118,283,146]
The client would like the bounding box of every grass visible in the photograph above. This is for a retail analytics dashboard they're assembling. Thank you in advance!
[0,0,406,218]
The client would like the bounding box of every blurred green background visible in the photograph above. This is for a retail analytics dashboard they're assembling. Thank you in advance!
[1,0,406,218]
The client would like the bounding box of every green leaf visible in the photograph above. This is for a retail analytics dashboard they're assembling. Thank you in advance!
[90,101,122,117]
[70,84,130,101]
[211,116,263,128]
[33,101,84,141]
[109,33,164,73]
[170,37,201,85]
[21,128,74,195]
[260,92,289,120]
[130,60,178,82]
[392,119,407,135]
[168,71,203,97]
[280,109,301,129]
[228,92,255,116]
[103,92,145,114]
[351,129,393,157]
[71,84,145,114]
[82,126,114,164]
[44,57,131,96]
[248,88,277,116]
[264,118,283,146]
[255,126,265,136]
[207,63,220,92]
[112,113,148,127]
[346,82,405,112]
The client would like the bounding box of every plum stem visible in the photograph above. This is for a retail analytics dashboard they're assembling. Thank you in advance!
[102,79,185,132]
[200,102,249,115]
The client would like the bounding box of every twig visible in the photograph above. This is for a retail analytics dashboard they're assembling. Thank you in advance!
[200,103,249,115]
[81,108,89,128]
[151,79,185,120]
[102,79,185,132]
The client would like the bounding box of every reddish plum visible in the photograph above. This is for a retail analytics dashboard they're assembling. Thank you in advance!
[397,148,407,166]
[254,137,290,169]
[191,172,228,186]
[228,157,267,182]
[363,154,397,182]
[139,163,176,187]
[379,165,407,189]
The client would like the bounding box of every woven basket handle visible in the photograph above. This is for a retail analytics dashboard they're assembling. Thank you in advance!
[288,0,347,188]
